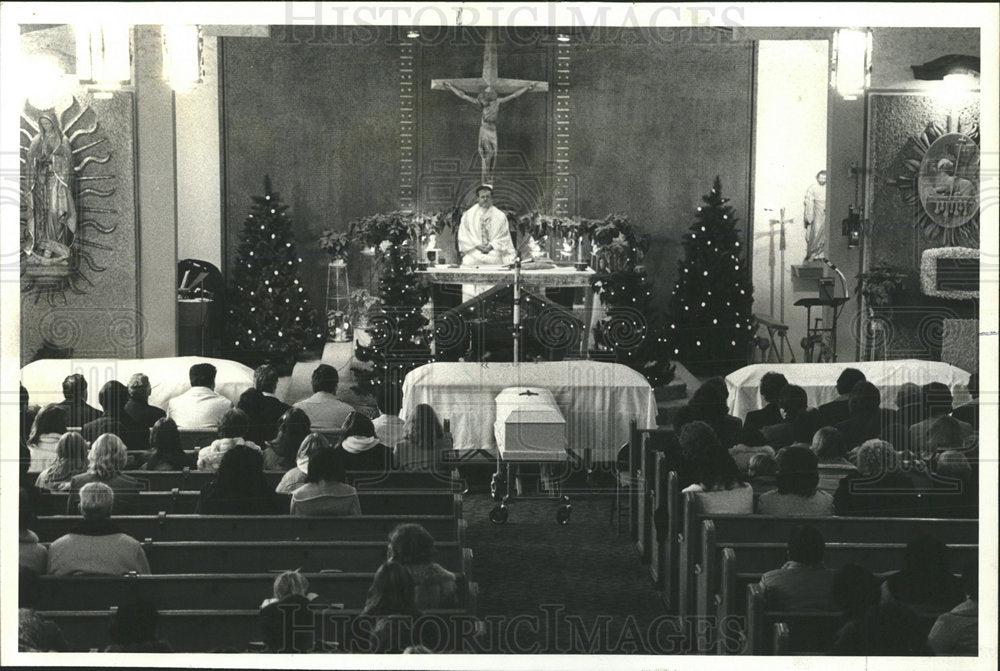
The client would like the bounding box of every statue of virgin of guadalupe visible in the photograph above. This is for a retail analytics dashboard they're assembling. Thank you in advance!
[25,112,77,262]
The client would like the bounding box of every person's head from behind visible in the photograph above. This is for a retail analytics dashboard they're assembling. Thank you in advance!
[895,382,921,409]
[61,373,87,401]
[149,417,181,455]
[388,523,436,566]
[903,534,950,580]
[736,427,767,448]
[253,364,279,394]
[88,433,127,479]
[778,384,808,420]
[748,453,777,478]
[928,415,964,452]
[787,524,825,565]
[849,381,881,416]
[759,372,788,405]
[836,368,866,396]
[218,408,251,440]
[832,564,880,619]
[855,439,895,477]
[29,404,68,443]
[98,380,128,414]
[305,446,347,484]
[109,598,159,646]
[296,433,331,474]
[774,445,819,497]
[702,377,730,405]
[56,431,88,471]
[811,426,846,461]
[965,372,978,400]
[188,363,217,389]
[406,404,443,449]
[364,561,417,616]
[274,407,312,459]
[79,481,114,520]
[680,421,741,488]
[273,570,310,601]
[216,444,265,494]
[127,373,152,402]
[922,381,953,417]
[341,411,376,439]
[311,364,338,394]
[689,384,726,421]
[377,375,404,416]
[961,558,977,602]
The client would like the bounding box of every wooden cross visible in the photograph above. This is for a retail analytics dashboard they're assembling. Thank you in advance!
[432,29,549,185]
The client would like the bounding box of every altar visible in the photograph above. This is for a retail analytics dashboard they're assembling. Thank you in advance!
[419,265,600,355]
[399,361,656,463]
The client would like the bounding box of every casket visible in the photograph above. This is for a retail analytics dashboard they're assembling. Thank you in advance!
[493,387,568,462]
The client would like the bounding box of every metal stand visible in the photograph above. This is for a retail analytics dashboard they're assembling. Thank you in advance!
[795,297,848,362]
[488,449,581,525]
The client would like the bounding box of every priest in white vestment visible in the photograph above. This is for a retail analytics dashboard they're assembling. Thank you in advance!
[457,184,515,302]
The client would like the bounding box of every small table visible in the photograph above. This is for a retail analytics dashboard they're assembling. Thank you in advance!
[793,297,850,362]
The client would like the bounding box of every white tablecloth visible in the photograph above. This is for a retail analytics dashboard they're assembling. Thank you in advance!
[400,361,656,462]
[726,360,973,420]
[21,356,255,412]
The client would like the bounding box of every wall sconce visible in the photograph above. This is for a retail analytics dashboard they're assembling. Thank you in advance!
[75,22,132,89]
[832,28,872,100]
[162,25,203,93]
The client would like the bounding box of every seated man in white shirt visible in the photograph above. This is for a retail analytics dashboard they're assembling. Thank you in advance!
[372,376,406,450]
[47,482,151,576]
[166,363,234,430]
[293,364,355,431]
[457,184,515,302]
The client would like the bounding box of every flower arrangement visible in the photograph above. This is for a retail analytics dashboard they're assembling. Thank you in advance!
[856,265,910,306]
[348,289,381,329]
[349,210,457,257]
[318,230,351,262]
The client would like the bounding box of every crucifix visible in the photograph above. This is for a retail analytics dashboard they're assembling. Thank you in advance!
[432,29,549,185]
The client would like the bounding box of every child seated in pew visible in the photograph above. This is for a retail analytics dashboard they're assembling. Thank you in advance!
[104,598,172,652]
[387,523,458,610]
[758,525,836,611]
[259,570,326,653]
[680,421,753,514]
[756,446,835,516]
[140,418,196,471]
[290,447,361,516]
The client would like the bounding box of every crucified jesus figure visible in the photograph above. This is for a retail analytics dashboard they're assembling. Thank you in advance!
[443,81,537,183]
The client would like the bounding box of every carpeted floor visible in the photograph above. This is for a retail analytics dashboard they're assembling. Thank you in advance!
[461,491,690,654]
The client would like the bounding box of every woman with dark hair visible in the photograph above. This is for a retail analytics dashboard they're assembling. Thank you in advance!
[290,447,361,516]
[834,381,884,450]
[388,523,458,610]
[757,445,835,515]
[26,404,68,473]
[674,384,742,449]
[350,561,433,654]
[104,599,172,652]
[196,408,262,472]
[882,534,964,614]
[394,404,444,472]
[263,407,312,472]
[761,384,817,449]
[680,421,752,513]
[197,444,280,515]
[141,417,197,471]
[337,411,392,473]
[35,431,88,491]
[237,364,290,447]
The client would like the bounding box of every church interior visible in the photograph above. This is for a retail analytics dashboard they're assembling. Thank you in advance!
[5,6,996,663]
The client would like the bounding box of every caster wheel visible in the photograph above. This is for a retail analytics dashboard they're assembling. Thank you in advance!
[489,504,509,524]
[490,472,506,501]
[556,502,571,525]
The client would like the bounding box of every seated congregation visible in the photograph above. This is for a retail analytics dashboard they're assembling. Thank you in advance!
[19,362,467,653]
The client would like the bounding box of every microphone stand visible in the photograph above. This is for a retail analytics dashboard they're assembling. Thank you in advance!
[513,256,522,363]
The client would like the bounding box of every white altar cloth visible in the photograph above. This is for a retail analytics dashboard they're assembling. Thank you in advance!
[400,361,656,462]
[21,357,255,412]
[726,360,973,420]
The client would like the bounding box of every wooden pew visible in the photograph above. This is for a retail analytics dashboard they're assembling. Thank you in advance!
[39,489,459,516]
[705,538,976,654]
[33,512,466,544]
[746,584,940,655]
[650,460,678,607]
[677,507,977,620]
[141,540,472,578]
[40,606,474,653]
[36,572,475,612]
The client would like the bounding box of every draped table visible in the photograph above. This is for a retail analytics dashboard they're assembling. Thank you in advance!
[725,360,973,420]
[400,361,656,463]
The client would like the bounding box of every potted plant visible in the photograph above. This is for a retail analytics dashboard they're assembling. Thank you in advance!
[349,289,381,330]
[319,230,351,265]
[856,265,909,307]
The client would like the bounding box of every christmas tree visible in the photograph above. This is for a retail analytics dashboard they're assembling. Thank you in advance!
[667,177,754,373]
[225,176,324,370]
